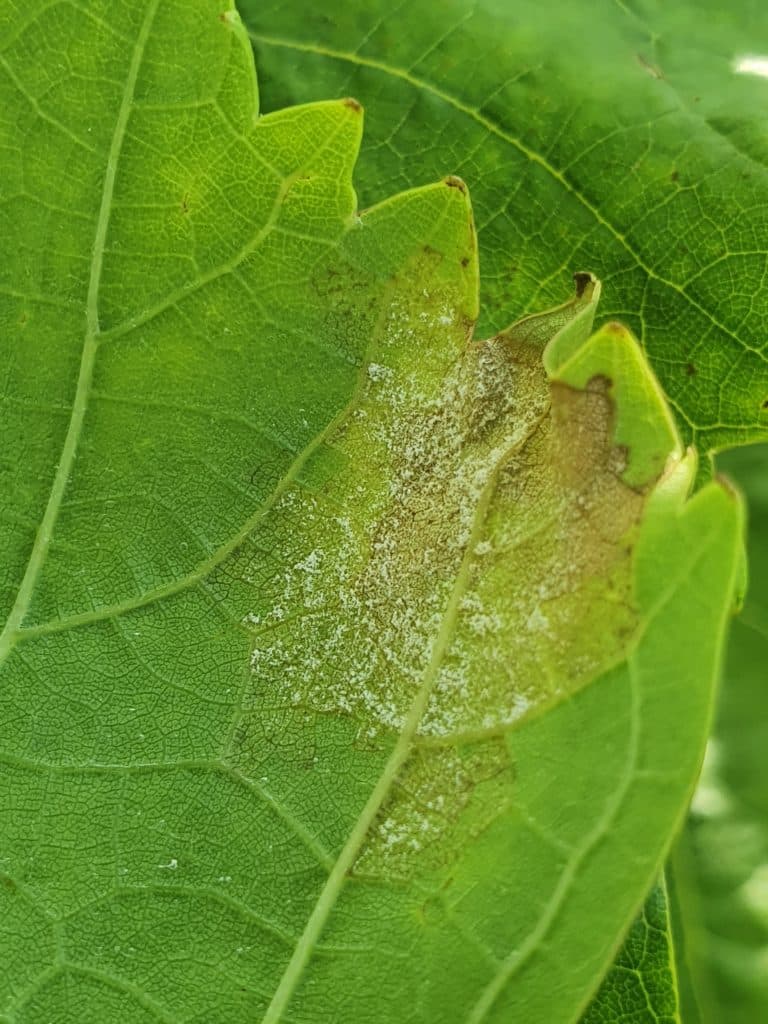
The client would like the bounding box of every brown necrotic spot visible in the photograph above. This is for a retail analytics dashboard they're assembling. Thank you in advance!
[573,271,593,296]
[444,176,467,193]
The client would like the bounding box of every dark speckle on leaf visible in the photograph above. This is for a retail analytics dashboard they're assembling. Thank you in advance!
[444,175,467,193]
[573,271,593,297]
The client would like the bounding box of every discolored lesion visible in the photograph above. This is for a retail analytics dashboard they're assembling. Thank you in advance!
[355,739,515,880]
[424,367,643,740]
[241,267,677,875]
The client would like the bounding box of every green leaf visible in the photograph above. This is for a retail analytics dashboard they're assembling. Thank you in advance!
[581,881,682,1024]
[0,3,744,1023]
[241,3,768,1007]
[242,0,768,452]
[676,443,768,1024]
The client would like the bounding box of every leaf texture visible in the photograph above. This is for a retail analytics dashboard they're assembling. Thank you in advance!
[242,0,768,453]
[0,3,745,1022]
[583,882,681,1024]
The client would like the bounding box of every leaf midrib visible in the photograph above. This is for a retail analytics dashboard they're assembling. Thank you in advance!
[0,0,161,667]
[259,402,550,1024]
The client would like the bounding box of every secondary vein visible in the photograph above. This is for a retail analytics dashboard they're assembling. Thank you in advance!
[0,0,160,667]
[247,30,768,367]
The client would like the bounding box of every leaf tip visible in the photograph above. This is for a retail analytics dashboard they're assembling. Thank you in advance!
[572,270,596,298]
[217,6,241,27]
[443,175,468,195]
[603,320,630,337]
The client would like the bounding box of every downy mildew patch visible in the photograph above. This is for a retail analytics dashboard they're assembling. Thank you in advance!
[239,252,682,873]
[245,274,667,739]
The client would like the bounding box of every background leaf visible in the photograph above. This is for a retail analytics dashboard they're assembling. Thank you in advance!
[582,881,682,1024]
[242,0,768,452]
[674,443,768,1024]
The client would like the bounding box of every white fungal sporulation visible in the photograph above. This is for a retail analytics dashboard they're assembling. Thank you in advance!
[355,741,514,879]
[241,274,646,870]
[245,294,641,741]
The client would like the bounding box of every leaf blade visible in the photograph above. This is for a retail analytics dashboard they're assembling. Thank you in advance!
[581,881,682,1024]
[0,3,746,1023]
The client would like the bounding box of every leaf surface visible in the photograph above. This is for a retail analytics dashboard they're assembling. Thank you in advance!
[242,0,768,452]
[0,2,744,1023]
[582,882,681,1024]
[676,443,768,1024]
[241,2,768,1009]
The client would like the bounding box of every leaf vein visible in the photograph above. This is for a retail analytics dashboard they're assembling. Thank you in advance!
[247,31,768,368]
[0,0,161,669]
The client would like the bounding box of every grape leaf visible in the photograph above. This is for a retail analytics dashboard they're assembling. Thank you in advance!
[675,443,768,1024]
[242,0,768,453]
[242,1,768,1012]
[582,882,682,1024]
[0,2,744,1023]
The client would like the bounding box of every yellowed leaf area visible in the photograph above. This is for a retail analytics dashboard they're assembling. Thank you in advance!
[242,263,671,877]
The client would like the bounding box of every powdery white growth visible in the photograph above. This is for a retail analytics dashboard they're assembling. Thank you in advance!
[367,362,393,382]
[242,275,645,868]
[245,287,641,744]
[354,741,514,878]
